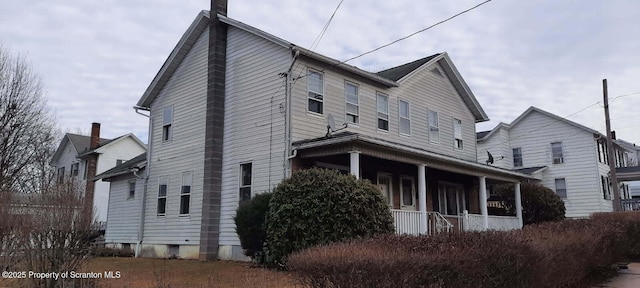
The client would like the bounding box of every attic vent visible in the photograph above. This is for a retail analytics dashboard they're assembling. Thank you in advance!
[431,68,443,77]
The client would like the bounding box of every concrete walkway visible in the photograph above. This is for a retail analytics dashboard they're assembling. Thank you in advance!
[594,263,640,288]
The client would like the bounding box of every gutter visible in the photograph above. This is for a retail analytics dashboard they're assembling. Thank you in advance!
[134,107,152,257]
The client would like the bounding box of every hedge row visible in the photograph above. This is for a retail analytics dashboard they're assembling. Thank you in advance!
[288,212,640,288]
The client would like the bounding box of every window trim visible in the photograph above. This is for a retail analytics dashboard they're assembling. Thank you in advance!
[344,81,359,125]
[157,176,168,216]
[376,92,389,132]
[513,147,523,168]
[398,99,411,136]
[428,109,440,143]
[377,173,393,207]
[162,106,173,142]
[399,175,415,210]
[307,68,324,115]
[239,162,253,203]
[180,172,192,215]
[128,181,136,200]
[70,163,79,178]
[551,142,564,164]
[453,118,463,150]
[554,178,567,199]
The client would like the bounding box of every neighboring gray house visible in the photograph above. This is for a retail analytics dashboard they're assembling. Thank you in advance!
[114,4,536,261]
[476,107,636,218]
[50,123,147,223]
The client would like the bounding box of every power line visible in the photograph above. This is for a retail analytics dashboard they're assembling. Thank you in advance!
[611,92,640,102]
[295,0,493,81]
[310,0,344,51]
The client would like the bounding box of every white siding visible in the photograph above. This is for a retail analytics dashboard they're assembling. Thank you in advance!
[105,174,142,244]
[143,26,208,245]
[477,126,512,169]
[506,111,604,218]
[290,61,478,162]
[219,26,290,246]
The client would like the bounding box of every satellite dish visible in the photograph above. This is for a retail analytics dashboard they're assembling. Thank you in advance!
[326,113,348,137]
[486,151,494,165]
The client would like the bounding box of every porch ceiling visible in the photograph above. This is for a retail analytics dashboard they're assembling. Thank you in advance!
[292,132,537,183]
[616,166,640,182]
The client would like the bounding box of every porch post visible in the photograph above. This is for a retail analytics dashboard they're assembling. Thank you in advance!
[418,164,427,234]
[479,176,489,230]
[515,182,523,228]
[349,151,360,179]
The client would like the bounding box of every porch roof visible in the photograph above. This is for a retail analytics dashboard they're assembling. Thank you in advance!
[292,132,538,183]
[616,166,640,182]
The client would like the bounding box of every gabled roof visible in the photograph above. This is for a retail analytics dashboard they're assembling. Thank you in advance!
[514,166,547,175]
[136,12,488,124]
[511,106,602,136]
[50,133,111,165]
[476,130,491,140]
[477,122,509,141]
[94,153,147,181]
[77,133,146,158]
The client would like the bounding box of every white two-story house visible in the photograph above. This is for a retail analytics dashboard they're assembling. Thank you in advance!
[476,107,636,218]
[50,123,146,223]
[111,2,536,261]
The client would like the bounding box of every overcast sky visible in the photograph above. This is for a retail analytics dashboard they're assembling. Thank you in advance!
[1,0,639,145]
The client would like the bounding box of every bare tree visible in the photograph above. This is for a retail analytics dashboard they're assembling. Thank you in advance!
[0,44,57,195]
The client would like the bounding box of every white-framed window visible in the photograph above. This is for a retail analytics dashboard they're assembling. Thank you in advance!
[399,176,415,210]
[57,167,65,184]
[157,176,168,216]
[128,181,136,200]
[554,178,567,199]
[345,82,359,124]
[307,69,324,114]
[428,110,439,143]
[71,163,79,178]
[399,100,410,135]
[82,160,88,180]
[601,175,611,200]
[551,142,564,164]
[180,172,192,215]
[513,147,523,167]
[376,92,389,131]
[239,162,252,203]
[162,106,173,141]
[453,118,463,149]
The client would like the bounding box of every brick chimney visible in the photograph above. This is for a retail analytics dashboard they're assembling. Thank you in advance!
[200,0,228,261]
[84,122,101,226]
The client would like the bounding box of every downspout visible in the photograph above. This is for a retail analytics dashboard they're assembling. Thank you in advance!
[284,48,300,178]
[133,106,151,257]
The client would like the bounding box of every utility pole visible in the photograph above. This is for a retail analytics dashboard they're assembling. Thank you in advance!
[603,79,621,211]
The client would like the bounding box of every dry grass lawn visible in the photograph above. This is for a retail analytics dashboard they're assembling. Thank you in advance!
[86,257,303,288]
[0,257,304,288]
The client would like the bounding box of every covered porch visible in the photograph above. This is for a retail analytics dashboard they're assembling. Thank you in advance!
[617,166,640,211]
[292,132,535,235]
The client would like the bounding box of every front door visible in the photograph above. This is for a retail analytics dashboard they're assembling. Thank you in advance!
[438,182,465,216]
[400,176,416,210]
[377,173,393,206]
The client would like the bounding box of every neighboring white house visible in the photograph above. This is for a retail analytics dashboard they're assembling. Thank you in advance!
[111,5,536,261]
[476,107,636,218]
[50,123,147,223]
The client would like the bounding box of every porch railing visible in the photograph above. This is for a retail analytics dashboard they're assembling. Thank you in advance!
[621,199,640,211]
[461,210,521,231]
[391,210,453,235]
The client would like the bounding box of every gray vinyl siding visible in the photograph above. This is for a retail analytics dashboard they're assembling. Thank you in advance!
[218,26,290,246]
[105,175,142,244]
[507,111,604,217]
[290,61,478,162]
[143,26,208,245]
[477,126,512,169]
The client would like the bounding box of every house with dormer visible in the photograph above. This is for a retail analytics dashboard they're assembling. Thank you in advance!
[104,2,542,261]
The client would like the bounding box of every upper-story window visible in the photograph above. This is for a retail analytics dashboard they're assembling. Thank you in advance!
[376,92,389,131]
[345,82,359,124]
[453,118,463,150]
[162,106,173,141]
[513,147,523,167]
[428,110,439,143]
[551,142,564,164]
[399,100,411,135]
[308,69,324,114]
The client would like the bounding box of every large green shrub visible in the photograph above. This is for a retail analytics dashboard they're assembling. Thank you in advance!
[495,182,565,225]
[265,168,394,266]
[234,192,272,262]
